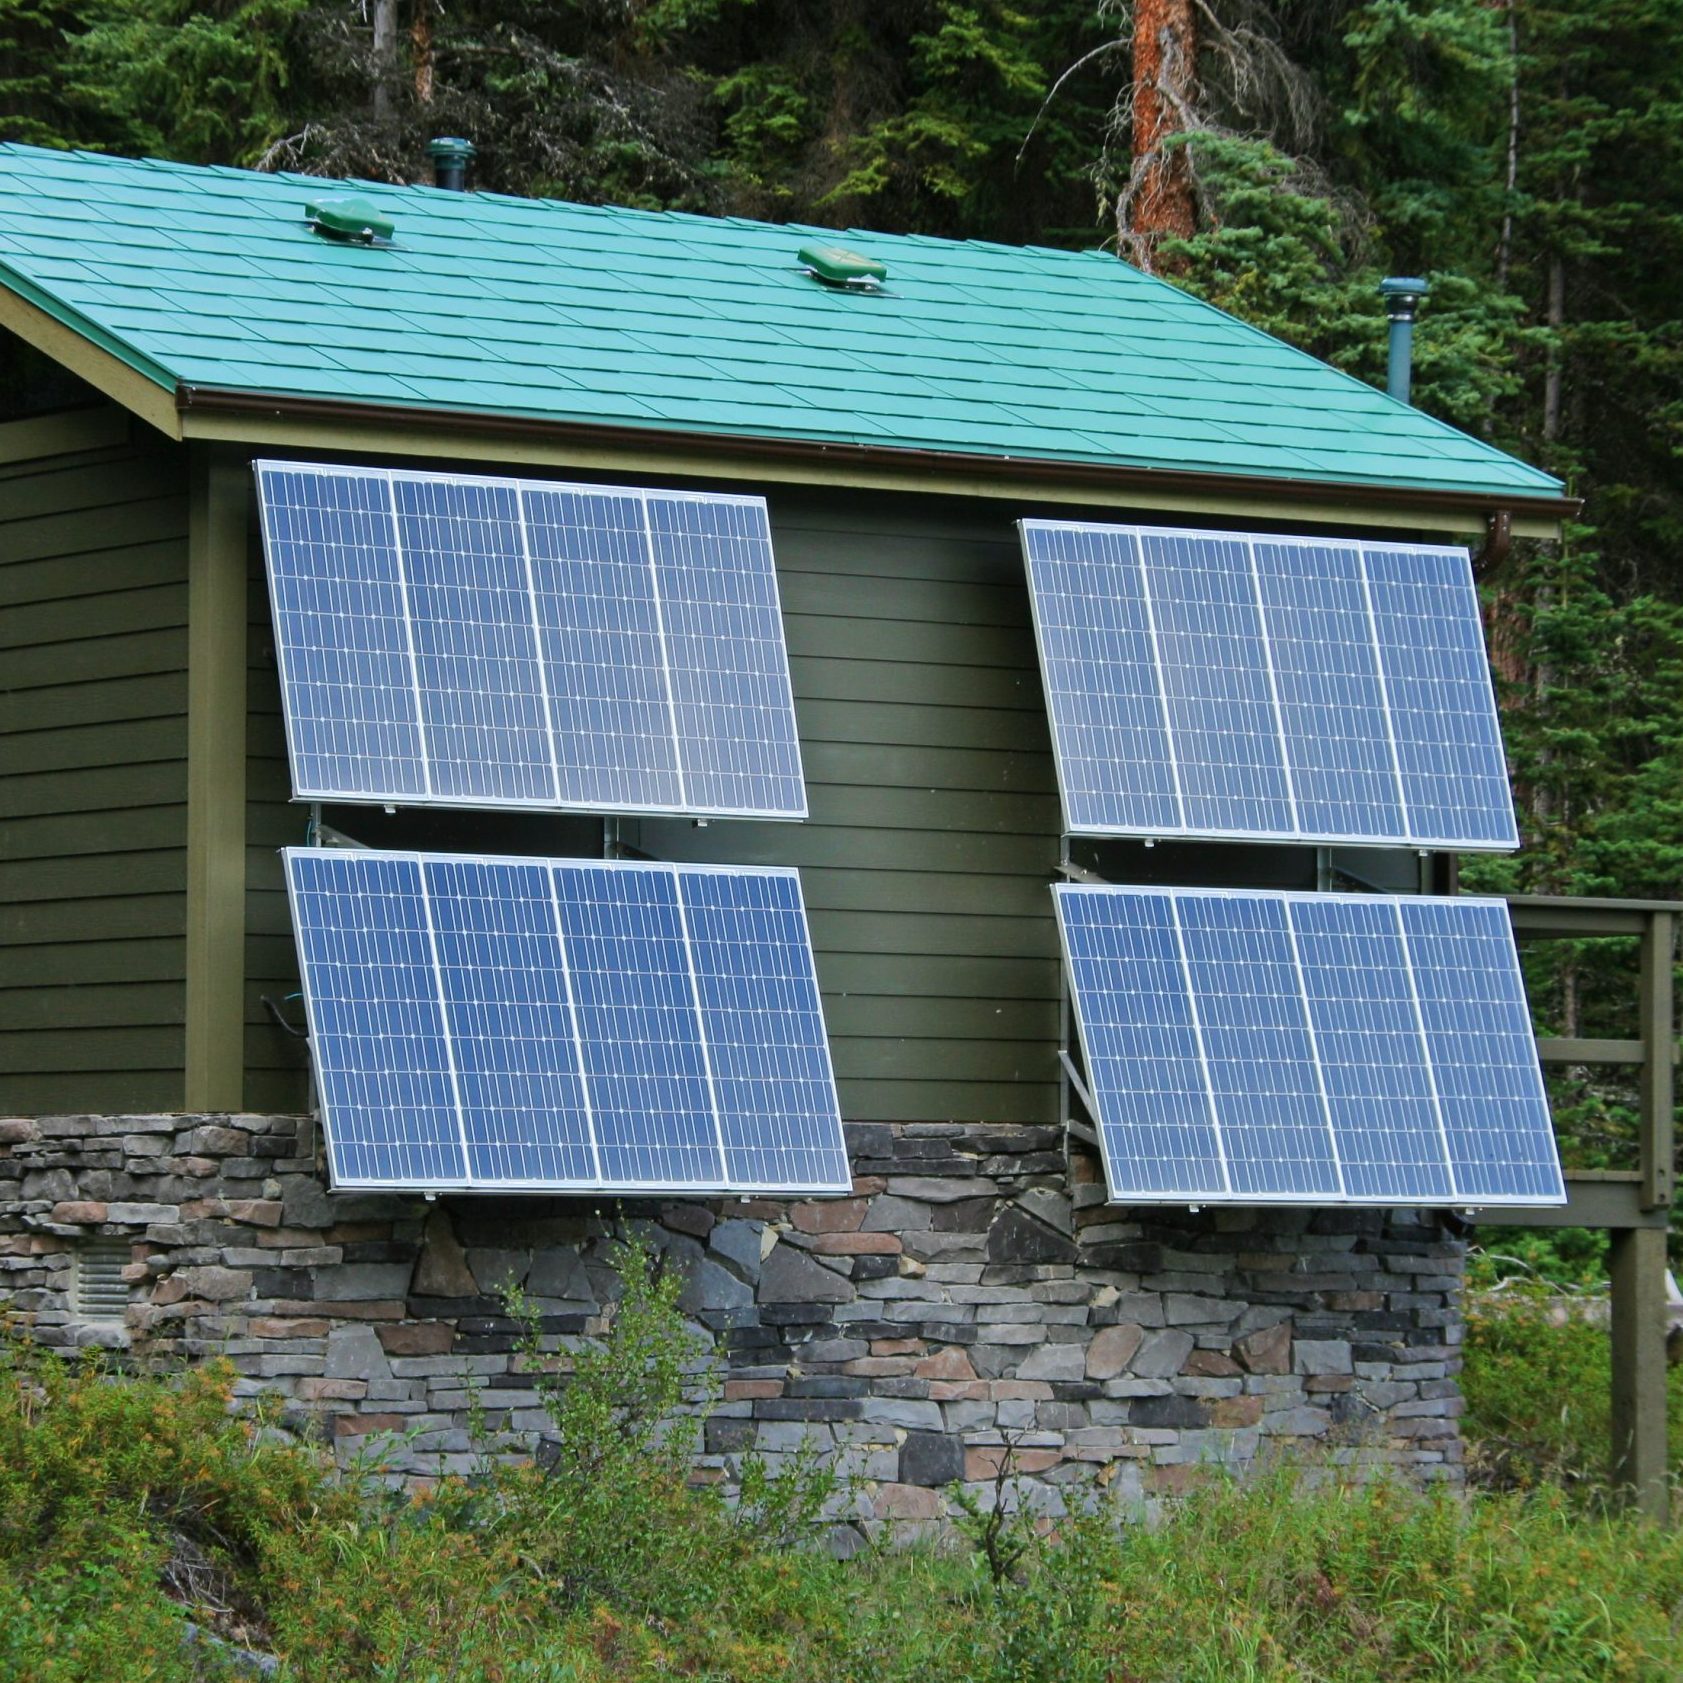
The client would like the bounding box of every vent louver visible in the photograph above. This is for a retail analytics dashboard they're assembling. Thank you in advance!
[71,1238,130,1323]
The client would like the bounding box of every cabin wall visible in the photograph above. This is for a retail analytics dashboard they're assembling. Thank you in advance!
[0,410,191,1112]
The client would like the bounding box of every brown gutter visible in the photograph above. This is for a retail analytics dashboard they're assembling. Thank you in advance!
[175,384,1581,526]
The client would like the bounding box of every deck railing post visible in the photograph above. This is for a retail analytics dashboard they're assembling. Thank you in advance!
[1609,1223,1670,1520]
[1638,909,1675,1212]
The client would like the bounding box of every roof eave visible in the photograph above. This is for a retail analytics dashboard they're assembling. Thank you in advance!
[0,278,181,439]
[175,385,1573,540]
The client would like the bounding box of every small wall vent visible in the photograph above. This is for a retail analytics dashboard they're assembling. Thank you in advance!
[71,1238,130,1324]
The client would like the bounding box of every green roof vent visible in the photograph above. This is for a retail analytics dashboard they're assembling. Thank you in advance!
[305,196,395,244]
[798,241,887,289]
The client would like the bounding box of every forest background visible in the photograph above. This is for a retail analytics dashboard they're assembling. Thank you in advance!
[2,0,1680,1272]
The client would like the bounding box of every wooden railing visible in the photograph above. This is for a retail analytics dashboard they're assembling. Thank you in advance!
[1483,896,1680,1520]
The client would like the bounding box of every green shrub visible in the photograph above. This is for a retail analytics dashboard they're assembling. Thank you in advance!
[1462,1278,1683,1496]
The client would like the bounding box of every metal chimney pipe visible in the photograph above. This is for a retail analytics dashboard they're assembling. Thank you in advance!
[1379,276,1429,404]
[428,137,476,192]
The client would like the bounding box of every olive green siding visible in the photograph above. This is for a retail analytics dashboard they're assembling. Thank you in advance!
[0,409,191,1111]
[642,489,1063,1121]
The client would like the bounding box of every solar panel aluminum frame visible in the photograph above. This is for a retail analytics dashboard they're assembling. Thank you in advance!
[1019,519,1519,852]
[282,848,850,1197]
[256,461,808,821]
[1054,885,1565,1209]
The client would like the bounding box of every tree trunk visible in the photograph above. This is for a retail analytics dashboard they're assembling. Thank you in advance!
[1496,0,1519,288]
[1121,0,1197,274]
[412,3,435,106]
[371,0,398,123]
[1542,253,1565,442]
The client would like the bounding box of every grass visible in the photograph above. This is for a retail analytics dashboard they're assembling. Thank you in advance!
[5,1243,1683,1681]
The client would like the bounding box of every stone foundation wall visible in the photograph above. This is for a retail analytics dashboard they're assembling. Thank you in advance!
[0,1111,1465,1527]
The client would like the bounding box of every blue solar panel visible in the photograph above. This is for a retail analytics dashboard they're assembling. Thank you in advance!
[1138,530,1295,837]
[550,861,721,1187]
[1251,539,1404,841]
[679,868,852,1191]
[1290,897,1452,1201]
[1054,886,1564,1206]
[1173,892,1341,1199]
[648,496,806,817]
[1054,890,1224,1198]
[393,475,555,805]
[1015,523,1180,835]
[524,483,685,812]
[286,851,463,1186]
[1396,898,1561,1202]
[257,462,806,819]
[282,848,849,1194]
[257,465,428,802]
[1365,546,1519,849]
[1020,520,1517,849]
[424,857,594,1185]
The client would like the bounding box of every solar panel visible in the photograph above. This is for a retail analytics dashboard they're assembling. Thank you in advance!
[283,848,849,1194]
[1054,886,1563,1206]
[257,461,807,819]
[1021,520,1518,850]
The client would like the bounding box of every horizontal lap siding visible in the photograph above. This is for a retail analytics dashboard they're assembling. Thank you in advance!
[0,419,190,1113]
[245,529,312,1111]
[642,487,1061,1123]
[241,475,1061,1124]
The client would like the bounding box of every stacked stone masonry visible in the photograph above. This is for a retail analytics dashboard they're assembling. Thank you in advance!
[0,1113,1466,1531]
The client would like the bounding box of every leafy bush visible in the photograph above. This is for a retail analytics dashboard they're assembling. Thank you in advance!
[1462,1276,1683,1498]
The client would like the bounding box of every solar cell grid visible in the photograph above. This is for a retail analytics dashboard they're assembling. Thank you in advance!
[1020,519,1517,849]
[257,461,807,819]
[258,465,428,801]
[283,848,849,1194]
[1055,885,1564,1207]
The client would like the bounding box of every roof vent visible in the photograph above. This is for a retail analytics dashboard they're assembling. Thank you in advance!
[71,1237,130,1324]
[428,136,476,192]
[799,241,887,289]
[305,196,395,245]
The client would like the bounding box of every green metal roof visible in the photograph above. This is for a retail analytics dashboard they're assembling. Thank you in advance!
[0,142,1562,504]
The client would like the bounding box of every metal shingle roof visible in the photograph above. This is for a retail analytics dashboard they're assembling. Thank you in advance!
[0,143,1562,503]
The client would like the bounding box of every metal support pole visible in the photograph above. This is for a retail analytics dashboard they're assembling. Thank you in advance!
[1379,277,1429,405]
[1609,1225,1670,1520]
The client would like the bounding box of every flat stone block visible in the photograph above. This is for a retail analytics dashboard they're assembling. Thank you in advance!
[49,1201,107,1225]
[1235,1321,1292,1375]
[106,1203,178,1225]
[1129,1329,1194,1379]
[1086,1323,1144,1380]
[1016,1343,1086,1381]
[792,1197,868,1235]
[1293,1339,1353,1377]
[312,1263,413,1301]
[760,1242,855,1305]
[376,1321,454,1357]
[900,1429,965,1487]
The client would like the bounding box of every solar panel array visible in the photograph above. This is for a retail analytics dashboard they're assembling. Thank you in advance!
[1054,886,1563,1206]
[283,848,850,1194]
[1020,520,1518,849]
[257,461,806,818]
